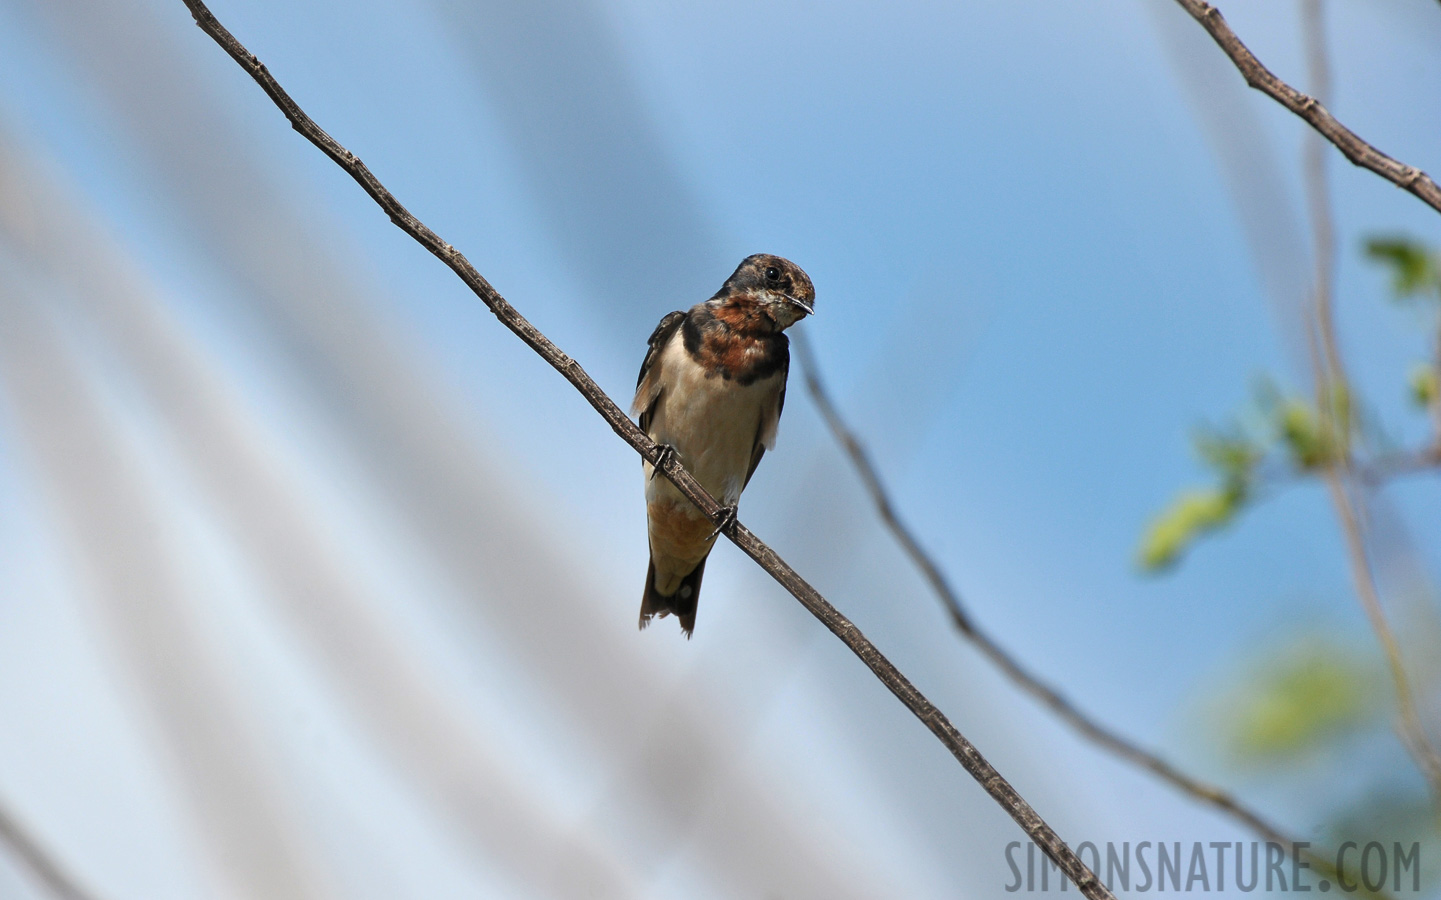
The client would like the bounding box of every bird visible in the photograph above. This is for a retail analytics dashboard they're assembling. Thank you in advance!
[632,254,815,636]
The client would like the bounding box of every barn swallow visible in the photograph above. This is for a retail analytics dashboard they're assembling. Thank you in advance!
[632,254,815,636]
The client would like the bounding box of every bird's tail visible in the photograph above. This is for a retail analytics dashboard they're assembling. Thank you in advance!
[639,555,707,637]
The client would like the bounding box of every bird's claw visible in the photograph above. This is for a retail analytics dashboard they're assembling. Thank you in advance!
[707,504,738,542]
[650,443,677,480]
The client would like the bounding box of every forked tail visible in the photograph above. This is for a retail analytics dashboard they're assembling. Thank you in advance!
[639,556,707,637]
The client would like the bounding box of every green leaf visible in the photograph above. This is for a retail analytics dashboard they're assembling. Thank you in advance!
[1410,364,1439,409]
[1193,427,1263,483]
[1137,487,1242,571]
[1275,398,1334,469]
[1223,637,1378,762]
[1364,237,1441,301]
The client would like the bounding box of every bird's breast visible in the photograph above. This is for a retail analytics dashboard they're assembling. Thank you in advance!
[644,335,782,507]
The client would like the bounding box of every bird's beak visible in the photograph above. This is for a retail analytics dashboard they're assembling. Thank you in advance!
[785,294,814,316]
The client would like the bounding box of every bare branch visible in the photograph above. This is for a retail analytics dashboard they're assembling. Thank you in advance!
[793,331,1264,819]
[1294,0,1441,809]
[176,2,1114,895]
[791,334,1397,900]
[1299,0,1345,401]
[1326,473,1441,805]
[0,800,100,900]
[1173,0,1441,217]
[1359,447,1441,484]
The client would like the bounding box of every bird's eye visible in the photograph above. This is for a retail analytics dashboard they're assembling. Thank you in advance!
[764,266,781,282]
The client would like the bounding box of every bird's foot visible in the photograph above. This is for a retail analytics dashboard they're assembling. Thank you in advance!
[649,443,677,480]
[707,504,738,542]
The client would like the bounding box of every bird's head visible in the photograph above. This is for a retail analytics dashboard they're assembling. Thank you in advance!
[712,254,815,330]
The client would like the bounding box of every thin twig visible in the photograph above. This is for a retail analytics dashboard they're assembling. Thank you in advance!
[1299,0,1345,402]
[1326,474,1441,805]
[0,800,99,900]
[791,333,1395,900]
[1430,325,1441,445]
[1358,447,1441,484]
[176,3,1114,896]
[1295,0,1441,810]
[1173,0,1441,217]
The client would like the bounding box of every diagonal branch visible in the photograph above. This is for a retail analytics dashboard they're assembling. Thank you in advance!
[791,333,1396,900]
[792,334,1272,820]
[176,2,1114,896]
[0,800,100,900]
[1172,0,1441,217]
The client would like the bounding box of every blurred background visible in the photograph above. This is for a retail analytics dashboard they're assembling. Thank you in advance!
[0,0,1438,897]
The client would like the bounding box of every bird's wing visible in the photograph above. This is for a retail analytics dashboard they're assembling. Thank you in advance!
[743,351,788,489]
[633,310,686,431]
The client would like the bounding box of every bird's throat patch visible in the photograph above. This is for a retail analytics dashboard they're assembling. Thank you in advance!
[683,302,789,386]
